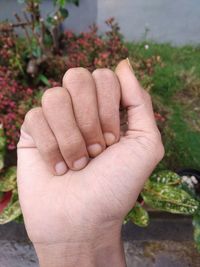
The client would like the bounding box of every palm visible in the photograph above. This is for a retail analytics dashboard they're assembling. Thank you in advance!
[18,135,157,244]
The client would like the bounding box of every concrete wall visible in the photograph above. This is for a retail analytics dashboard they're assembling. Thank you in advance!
[1,0,200,45]
[97,0,200,45]
[0,0,97,33]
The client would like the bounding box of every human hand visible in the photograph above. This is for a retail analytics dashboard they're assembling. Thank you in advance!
[17,59,164,267]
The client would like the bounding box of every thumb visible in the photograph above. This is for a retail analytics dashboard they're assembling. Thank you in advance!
[115,58,164,167]
[115,58,157,135]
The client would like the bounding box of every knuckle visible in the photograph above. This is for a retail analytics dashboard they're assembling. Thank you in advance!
[78,119,105,141]
[24,107,42,125]
[63,67,92,89]
[93,68,120,99]
[78,121,96,134]
[40,139,59,156]
[41,87,65,107]
[93,68,115,79]
[61,136,85,158]
[93,68,119,89]
[101,110,119,121]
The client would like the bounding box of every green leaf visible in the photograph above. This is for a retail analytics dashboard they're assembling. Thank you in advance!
[32,45,42,58]
[0,167,17,192]
[59,7,69,19]
[54,0,79,7]
[14,214,24,223]
[0,200,21,224]
[38,74,51,86]
[46,16,54,26]
[56,0,66,7]
[0,187,21,224]
[142,181,199,215]
[124,202,149,227]
[150,170,181,185]
[179,182,197,200]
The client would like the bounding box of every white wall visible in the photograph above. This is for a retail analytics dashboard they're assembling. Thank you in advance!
[0,0,97,33]
[1,0,200,45]
[97,0,200,45]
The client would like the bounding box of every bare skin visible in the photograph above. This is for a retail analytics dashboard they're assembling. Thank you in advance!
[17,59,164,267]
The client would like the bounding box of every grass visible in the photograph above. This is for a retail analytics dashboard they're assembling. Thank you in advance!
[127,42,200,171]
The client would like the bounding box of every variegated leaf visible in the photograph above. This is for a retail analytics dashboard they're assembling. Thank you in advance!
[0,166,17,192]
[0,200,21,224]
[124,202,149,227]
[142,181,199,215]
[150,170,181,185]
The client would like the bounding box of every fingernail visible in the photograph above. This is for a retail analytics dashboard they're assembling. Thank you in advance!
[87,143,102,157]
[126,58,134,72]
[73,156,88,170]
[104,133,116,146]
[55,161,68,176]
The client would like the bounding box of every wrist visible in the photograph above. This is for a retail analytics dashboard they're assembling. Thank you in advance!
[34,224,126,267]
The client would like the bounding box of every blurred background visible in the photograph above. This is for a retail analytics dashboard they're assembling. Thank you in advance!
[1,0,200,44]
[0,1,200,266]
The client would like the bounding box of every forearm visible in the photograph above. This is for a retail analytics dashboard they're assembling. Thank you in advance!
[34,231,126,267]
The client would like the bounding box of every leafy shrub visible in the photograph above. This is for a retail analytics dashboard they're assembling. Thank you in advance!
[41,18,128,81]
[0,18,128,153]
[61,18,128,71]
[0,33,15,66]
[0,67,34,150]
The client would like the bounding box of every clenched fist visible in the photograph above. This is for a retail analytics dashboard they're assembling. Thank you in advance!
[17,59,164,267]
